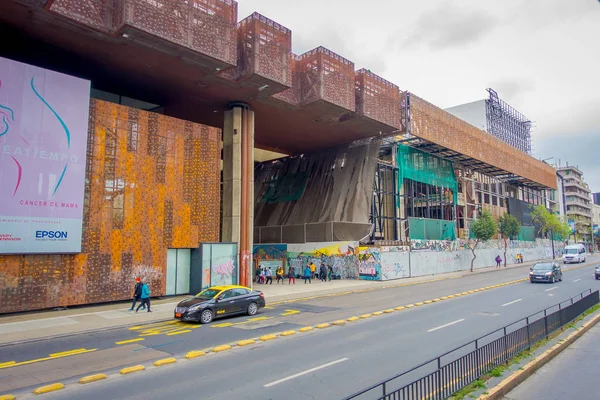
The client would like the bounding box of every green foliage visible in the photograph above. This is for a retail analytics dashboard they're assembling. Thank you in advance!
[498,213,521,240]
[531,204,572,241]
[471,211,498,242]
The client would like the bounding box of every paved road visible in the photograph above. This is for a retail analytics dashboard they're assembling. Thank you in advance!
[503,323,600,400]
[2,259,595,368]
[12,262,600,400]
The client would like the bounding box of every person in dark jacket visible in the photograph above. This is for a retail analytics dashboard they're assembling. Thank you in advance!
[319,264,327,282]
[327,265,334,281]
[135,281,152,313]
[287,266,296,284]
[129,278,145,311]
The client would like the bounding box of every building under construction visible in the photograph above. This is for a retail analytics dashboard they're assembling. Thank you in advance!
[0,0,556,313]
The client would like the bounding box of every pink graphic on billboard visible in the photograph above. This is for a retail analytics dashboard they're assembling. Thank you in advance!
[0,56,91,254]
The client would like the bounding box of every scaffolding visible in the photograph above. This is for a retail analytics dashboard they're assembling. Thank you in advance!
[485,88,532,154]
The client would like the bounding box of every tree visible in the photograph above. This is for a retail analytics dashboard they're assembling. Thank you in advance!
[470,210,498,272]
[498,213,521,267]
[531,204,570,258]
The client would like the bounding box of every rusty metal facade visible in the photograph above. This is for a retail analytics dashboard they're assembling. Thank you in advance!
[407,94,557,189]
[0,100,221,313]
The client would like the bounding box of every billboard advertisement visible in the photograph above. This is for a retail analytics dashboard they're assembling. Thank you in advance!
[0,57,91,254]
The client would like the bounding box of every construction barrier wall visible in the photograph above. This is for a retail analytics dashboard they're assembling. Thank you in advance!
[0,100,222,313]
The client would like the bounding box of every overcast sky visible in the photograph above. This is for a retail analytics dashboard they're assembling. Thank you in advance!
[237,0,600,192]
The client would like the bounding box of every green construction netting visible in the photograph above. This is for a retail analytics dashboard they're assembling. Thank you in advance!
[517,226,536,241]
[409,217,457,240]
[396,144,458,204]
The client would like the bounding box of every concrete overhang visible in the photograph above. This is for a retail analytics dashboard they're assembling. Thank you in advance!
[399,93,557,190]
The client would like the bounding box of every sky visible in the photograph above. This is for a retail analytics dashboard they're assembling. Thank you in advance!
[237,0,600,192]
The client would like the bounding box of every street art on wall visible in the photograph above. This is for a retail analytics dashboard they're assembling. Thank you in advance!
[0,56,91,254]
[358,247,381,281]
[253,244,287,274]
[380,251,410,281]
[287,241,359,279]
[200,243,238,289]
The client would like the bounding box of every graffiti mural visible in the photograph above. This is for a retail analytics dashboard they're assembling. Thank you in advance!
[380,251,410,281]
[286,241,359,279]
[358,247,381,281]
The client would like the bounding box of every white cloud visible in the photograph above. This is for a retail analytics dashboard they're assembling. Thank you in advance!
[237,0,600,190]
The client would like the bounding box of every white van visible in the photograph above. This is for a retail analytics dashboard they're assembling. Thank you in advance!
[563,244,586,264]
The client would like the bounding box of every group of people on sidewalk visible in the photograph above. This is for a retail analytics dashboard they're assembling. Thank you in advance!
[130,277,152,313]
[255,262,336,285]
[495,253,525,267]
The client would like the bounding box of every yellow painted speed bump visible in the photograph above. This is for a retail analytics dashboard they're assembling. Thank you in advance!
[473,289,480,292]
[395,306,406,311]
[360,314,372,318]
[447,295,455,298]
[299,326,314,332]
[415,302,424,306]
[213,345,232,352]
[316,323,330,329]
[237,339,256,346]
[260,334,278,341]
[440,296,449,300]
[121,365,145,375]
[347,316,360,322]
[167,330,192,336]
[461,292,469,295]
[281,330,297,336]
[405,304,415,308]
[333,320,346,326]
[432,298,441,302]
[383,309,395,313]
[33,383,65,395]
[467,290,474,294]
[154,358,177,367]
[185,350,206,359]
[424,300,433,304]
[373,311,384,316]
[0,395,15,400]
[79,374,107,384]
[454,293,462,297]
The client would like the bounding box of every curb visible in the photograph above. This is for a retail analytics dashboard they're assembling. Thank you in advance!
[478,310,600,400]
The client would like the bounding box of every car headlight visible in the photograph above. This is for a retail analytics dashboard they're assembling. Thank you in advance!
[529,271,534,275]
[187,304,204,311]
[545,272,552,276]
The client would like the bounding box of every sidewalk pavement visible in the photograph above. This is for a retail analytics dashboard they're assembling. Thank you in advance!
[0,257,562,345]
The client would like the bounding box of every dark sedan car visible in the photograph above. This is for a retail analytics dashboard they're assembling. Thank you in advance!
[174,285,266,324]
[530,262,563,283]
[595,265,600,280]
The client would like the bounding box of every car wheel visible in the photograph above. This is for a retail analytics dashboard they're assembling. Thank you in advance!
[247,302,258,316]
[200,309,213,324]
[551,276,555,284]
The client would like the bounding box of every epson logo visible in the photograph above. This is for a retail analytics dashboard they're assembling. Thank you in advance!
[35,231,68,239]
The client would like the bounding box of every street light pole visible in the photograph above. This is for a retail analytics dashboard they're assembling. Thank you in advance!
[550,228,555,259]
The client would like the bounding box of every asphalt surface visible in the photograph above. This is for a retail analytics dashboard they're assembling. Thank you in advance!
[13,261,600,400]
[503,324,600,400]
[2,260,596,367]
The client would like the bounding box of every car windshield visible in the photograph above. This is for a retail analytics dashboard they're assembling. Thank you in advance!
[532,263,553,271]
[195,288,221,299]
[565,249,579,254]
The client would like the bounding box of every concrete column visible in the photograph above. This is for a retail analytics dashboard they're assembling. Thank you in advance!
[222,105,254,287]
[222,108,242,245]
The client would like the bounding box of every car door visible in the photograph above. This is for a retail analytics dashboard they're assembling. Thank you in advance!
[233,288,251,313]
[214,289,238,316]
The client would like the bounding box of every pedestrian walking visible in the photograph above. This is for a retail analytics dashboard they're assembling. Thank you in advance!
[129,277,146,311]
[319,264,327,282]
[304,265,312,284]
[135,281,152,313]
[327,265,333,281]
[265,267,273,284]
[288,266,296,284]
[276,265,284,284]
[258,266,265,284]
[495,255,502,267]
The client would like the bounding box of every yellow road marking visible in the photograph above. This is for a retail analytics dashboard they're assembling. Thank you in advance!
[154,358,177,367]
[49,348,87,357]
[299,326,314,332]
[115,338,144,345]
[120,365,145,375]
[166,330,192,336]
[0,349,97,370]
[237,339,256,346]
[33,383,64,395]
[185,350,206,359]
[0,362,16,368]
[79,374,108,384]
[281,309,301,316]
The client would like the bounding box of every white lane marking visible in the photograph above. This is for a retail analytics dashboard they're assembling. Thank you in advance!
[501,299,522,307]
[573,279,581,282]
[428,319,465,333]
[263,358,349,387]
[545,287,558,292]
